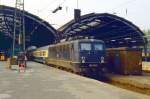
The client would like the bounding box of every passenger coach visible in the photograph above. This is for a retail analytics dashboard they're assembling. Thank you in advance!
[32,46,49,63]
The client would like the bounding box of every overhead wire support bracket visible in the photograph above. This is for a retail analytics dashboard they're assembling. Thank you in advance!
[13,0,25,56]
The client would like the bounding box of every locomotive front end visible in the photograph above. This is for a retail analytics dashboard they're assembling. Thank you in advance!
[78,39,106,77]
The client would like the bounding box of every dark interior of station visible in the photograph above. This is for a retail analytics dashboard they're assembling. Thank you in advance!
[0,5,58,53]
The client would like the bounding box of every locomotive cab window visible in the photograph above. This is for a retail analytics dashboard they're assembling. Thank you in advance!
[80,43,91,51]
[94,44,103,51]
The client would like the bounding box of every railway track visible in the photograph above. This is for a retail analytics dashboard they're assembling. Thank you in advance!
[103,74,150,95]
[109,80,150,95]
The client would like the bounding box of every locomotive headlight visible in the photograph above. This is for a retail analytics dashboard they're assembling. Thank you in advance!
[81,57,85,63]
[100,56,104,63]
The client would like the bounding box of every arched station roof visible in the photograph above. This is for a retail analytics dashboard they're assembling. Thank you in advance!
[0,5,58,51]
[58,13,147,48]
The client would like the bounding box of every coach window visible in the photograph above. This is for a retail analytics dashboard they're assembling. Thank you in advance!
[66,45,70,59]
[54,47,57,58]
[37,52,39,56]
[70,44,74,58]
[52,48,54,58]
[52,47,55,58]
[64,45,67,59]
[43,51,45,56]
[59,46,62,58]
[49,48,51,57]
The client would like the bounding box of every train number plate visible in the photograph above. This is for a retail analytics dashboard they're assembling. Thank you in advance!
[89,64,97,67]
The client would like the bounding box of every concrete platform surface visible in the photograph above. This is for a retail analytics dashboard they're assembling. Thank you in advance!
[107,73,150,89]
[0,61,149,99]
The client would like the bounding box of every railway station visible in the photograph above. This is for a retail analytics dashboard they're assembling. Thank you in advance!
[0,0,150,99]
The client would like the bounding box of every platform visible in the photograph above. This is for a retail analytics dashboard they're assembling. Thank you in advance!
[107,73,150,95]
[143,62,150,72]
[0,61,149,99]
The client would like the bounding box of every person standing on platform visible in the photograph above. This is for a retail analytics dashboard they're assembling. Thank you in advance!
[17,52,26,72]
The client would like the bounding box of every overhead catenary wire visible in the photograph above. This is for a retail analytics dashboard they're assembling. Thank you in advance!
[77,0,79,9]
[29,0,67,35]
[37,0,60,13]
[109,0,138,12]
[39,0,67,13]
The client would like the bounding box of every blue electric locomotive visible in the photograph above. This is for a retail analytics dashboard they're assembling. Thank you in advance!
[46,39,106,77]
